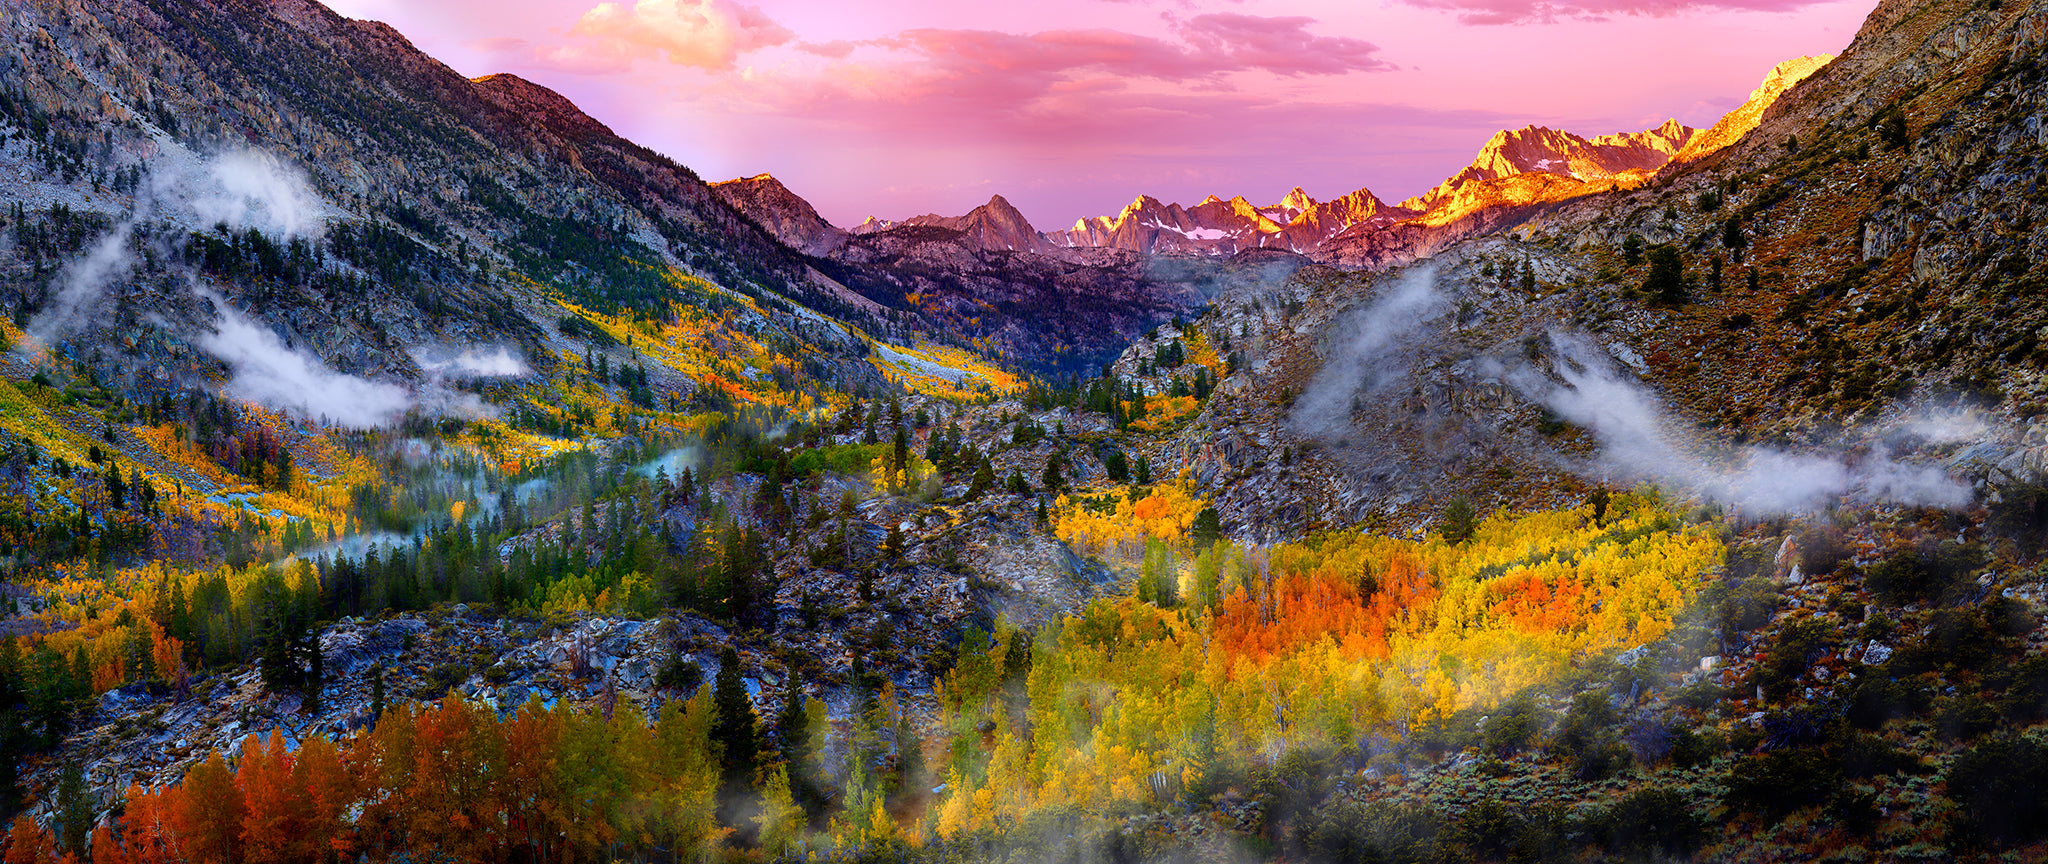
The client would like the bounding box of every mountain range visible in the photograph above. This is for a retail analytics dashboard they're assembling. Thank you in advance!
[714,55,1831,270]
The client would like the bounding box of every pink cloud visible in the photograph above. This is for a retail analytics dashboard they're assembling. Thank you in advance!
[1177,14,1395,76]
[873,15,1391,85]
[1403,0,1838,25]
[568,0,793,70]
[795,40,857,59]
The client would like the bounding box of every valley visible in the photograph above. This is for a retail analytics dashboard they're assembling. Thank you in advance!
[0,0,2044,860]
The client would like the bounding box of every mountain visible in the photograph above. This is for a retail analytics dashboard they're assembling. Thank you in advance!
[709,173,848,256]
[703,182,1204,374]
[1664,54,1834,168]
[1045,188,1416,256]
[898,194,1056,254]
[1042,116,1710,265]
[1397,119,1698,212]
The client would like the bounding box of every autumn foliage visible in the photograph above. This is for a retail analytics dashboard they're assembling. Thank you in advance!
[934,493,1722,836]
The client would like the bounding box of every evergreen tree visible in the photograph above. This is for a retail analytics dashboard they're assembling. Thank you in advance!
[105,465,125,510]
[774,679,826,819]
[883,522,905,564]
[965,456,995,501]
[1642,245,1687,307]
[54,761,88,855]
[1191,506,1223,547]
[1443,497,1478,544]
[1040,453,1064,494]
[711,647,759,807]
[1103,449,1129,482]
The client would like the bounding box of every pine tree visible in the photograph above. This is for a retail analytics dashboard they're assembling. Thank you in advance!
[1191,506,1223,547]
[1443,497,1478,544]
[883,522,904,564]
[106,464,125,511]
[710,648,760,823]
[1040,453,1064,494]
[54,761,89,855]
[965,456,995,501]
[1642,245,1687,307]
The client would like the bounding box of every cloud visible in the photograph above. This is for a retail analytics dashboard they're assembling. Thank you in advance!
[1177,14,1396,76]
[794,40,856,59]
[21,150,324,354]
[180,151,326,239]
[1510,332,1971,513]
[1399,0,1838,25]
[199,298,414,429]
[874,15,1392,86]
[1295,264,1971,515]
[568,0,793,71]
[25,224,135,352]
[1288,263,1446,439]
[412,345,531,378]
[467,36,530,53]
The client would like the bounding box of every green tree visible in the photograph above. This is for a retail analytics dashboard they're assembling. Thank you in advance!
[1190,506,1222,547]
[1443,498,1478,545]
[54,760,89,855]
[965,456,995,501]
[711,647,760,800]
[1642,245,1687,307]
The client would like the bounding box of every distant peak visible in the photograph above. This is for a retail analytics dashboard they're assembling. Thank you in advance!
[713,173,786,189]
[471,73,614,137]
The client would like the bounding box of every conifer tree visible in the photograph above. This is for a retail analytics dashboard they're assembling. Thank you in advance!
[54,761,88,855]
[711,648,759,800]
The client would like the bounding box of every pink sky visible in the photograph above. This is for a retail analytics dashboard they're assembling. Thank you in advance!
[323,0,1876,231]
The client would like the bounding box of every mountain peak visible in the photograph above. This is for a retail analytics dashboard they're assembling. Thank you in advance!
[709,173,847,256]
[471,73,615,140]
[1667,54,1832,168]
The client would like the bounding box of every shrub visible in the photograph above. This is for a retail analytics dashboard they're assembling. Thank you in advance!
[1592,787,1705,858]
[1945,733,2048,848]
[1298,801,1446,864]
[1849,676,1931,730]
[1866,543,1986,606]
[1723,748,1840,822]
[1797,525,1850,576]
[1934,694,1999,742]
[1713,576,1780,639]
[1445,799,1568,864]
[1668,725,1720,768]
[1835,730,1916,778]
[656,655,703,693]
[1992,654,2048,722]
[1483,692,1545,756]
[1756,618,1834,701]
